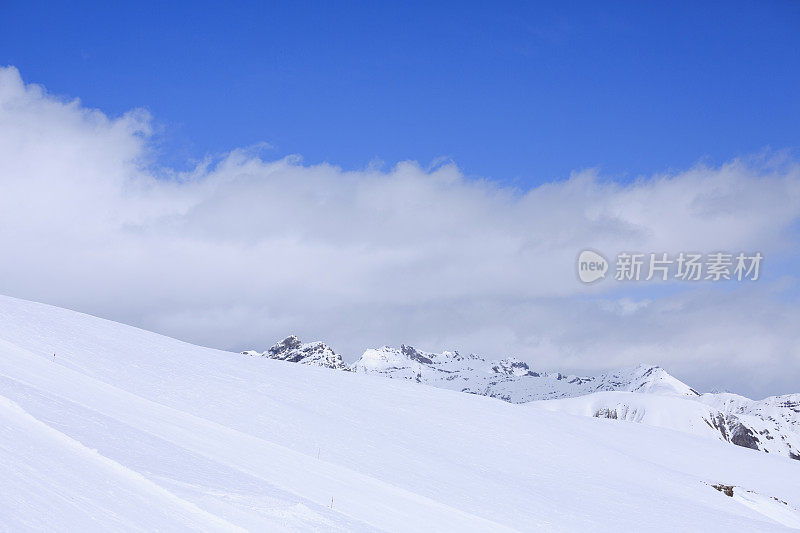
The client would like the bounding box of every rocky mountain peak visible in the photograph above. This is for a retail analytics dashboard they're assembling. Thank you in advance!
[400,345,434,365]
[491,357,535,377]
[268,335,303,356]
[244,336,348,370]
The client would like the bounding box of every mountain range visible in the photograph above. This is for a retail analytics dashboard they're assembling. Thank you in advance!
[245,336,800,460]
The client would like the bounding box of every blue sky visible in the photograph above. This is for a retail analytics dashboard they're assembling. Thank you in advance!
[2,1,798,185]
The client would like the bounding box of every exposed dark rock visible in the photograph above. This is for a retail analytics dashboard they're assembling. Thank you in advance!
[268,335,302,356]
[711,484,734,497]
[728,418,761,450]
[401,345,434,365]
[595,408,618,420]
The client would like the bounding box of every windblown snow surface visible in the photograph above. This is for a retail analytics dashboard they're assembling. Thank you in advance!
[0,295,798,531]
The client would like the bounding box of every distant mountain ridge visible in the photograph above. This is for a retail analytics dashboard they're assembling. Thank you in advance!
[351,344,700,402]
[244,336,800,461]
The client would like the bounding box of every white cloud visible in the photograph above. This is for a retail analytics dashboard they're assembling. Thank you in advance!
[1,66,799,398]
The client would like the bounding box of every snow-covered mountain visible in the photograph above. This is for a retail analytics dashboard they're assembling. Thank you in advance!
[2,297,799,531]
[699,393,800,459]
[251,338,698,399]
[248,337,800,460]
[351,344,699,400]
[243,335,349,370]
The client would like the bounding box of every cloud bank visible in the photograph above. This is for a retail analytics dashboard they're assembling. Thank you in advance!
[1,66,799,397]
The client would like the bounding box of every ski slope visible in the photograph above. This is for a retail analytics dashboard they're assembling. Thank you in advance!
[0,294,798,531]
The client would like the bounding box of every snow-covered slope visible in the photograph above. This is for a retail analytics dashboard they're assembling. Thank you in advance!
[248,338,799,460]
[0,395,239,531]
[536,391,800,459]
[2,295,800,531]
